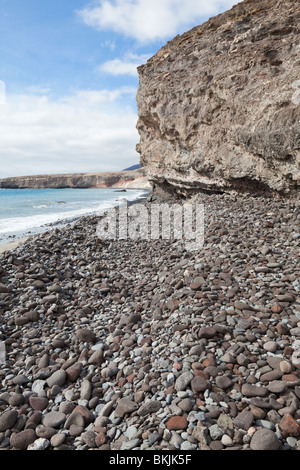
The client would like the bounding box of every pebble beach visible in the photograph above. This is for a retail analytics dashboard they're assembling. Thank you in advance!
[0,191,300,451]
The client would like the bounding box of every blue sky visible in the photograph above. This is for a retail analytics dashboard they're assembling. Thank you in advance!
[0,0,239,177]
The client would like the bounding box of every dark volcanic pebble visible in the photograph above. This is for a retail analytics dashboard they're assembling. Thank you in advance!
[10,429,37,450]
[250,429,281,450]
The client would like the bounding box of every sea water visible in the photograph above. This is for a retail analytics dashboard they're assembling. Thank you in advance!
[0,187,148,244]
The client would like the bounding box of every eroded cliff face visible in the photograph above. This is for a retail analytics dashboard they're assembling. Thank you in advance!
[136,0,300,198]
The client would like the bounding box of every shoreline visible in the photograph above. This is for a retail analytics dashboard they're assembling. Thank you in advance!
[0,188,151,252]
[0,237,29,254]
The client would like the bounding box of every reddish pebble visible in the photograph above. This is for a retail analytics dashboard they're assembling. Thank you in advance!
[280,414,300,437]
[127,373,136,383]
[95,431,107,446]
[271,304,282,313]
[166,416,188,431]
[202,356,216,367]
[190,282,202,291]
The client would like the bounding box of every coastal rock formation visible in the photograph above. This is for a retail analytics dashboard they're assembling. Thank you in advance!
[136,0,300,198]
[0,169,150,190]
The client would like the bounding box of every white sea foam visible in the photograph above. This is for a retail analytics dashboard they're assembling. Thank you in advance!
[0,189,148,240]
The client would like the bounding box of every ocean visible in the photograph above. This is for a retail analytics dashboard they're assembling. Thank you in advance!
[0,187,149,244]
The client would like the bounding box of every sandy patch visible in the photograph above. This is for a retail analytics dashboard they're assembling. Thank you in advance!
[0,238,28,254]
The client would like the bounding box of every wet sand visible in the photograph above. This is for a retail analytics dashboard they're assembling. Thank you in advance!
[0,238,28,254]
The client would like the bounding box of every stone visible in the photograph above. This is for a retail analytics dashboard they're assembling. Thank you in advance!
[0,282,10,293]
[271,304,282,314]
[121,439,141,450]
[9,393,24,406]
[178,398,194,412]
[115,398,139,418]
[27,438,50,451]
[267,381,287,394]
[138,400,161,416]
[95,431,107,447]
[32,280,45,289]
[119,314,141,326]
[221,434,233,447]
[46,369,66,388]
[36,426,57,439]
[12,374,29,385]
[0,341,6,364]
[279,361,293,374]
[69,424,84,437]
[215,375,233,390]
[75,328,96,343]
[65,411,85,429]
[233,410,254,431]
[198,327,216,339]
[80,379,92,401]
[125,425,138,440]
[175,371,194,392]
[10,429,36,450]
[0,409,18,432]
[42,411,66,428]
[280,414,300,437]
[165,416,188,431]
[50,433,66,447]
[29,396,49,411]
[192,424,210,450]
[88,348,104,366]
[98,401,114,418]
[241,384,268,397]
[250,428,281,451]
[81,431,97,448]
[217,412,234,431]
[32,379,46,394]
[72,405,94,425]
[190,282,202,291]
[209,424,225,440]
[191,376,209,393]
[65,362,83,382]
[263,341,278,353]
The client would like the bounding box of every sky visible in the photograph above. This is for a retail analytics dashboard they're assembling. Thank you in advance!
[0,0,239,178]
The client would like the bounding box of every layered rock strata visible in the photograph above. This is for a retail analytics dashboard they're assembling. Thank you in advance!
[136,0,300,198]
[0,169,150,190]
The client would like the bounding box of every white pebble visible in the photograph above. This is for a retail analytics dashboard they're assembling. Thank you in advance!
[27,438,50,451]
[221,434,233,447]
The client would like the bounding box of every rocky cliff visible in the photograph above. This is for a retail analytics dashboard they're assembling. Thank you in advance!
[0,169,151,190]
[136,0,300,198]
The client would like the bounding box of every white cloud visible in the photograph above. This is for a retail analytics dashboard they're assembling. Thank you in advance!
[101,39,117,51]
[98,53,150,77]
[78,0,239,43]
[0,88,140,178]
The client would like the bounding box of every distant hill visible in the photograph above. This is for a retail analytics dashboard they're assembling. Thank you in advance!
[0,168,151,189]
[123,164,142,171]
